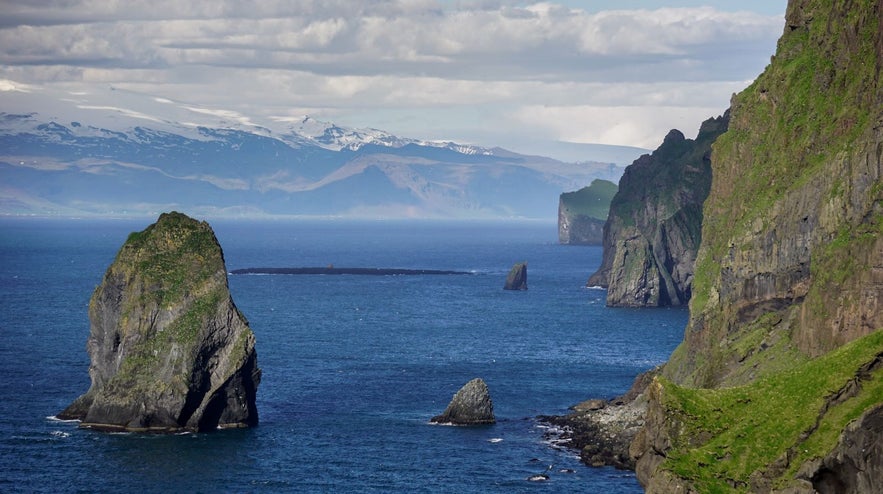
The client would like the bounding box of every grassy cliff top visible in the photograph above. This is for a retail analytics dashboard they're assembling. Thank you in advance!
[113,211,225,308]
[559,179,617,220]
[655,330,883,492]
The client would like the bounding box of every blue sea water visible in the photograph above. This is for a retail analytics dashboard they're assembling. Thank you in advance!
[0,218,687,493]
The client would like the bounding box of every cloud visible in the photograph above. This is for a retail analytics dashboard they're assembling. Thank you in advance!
[510,104,726,149]
[0,1,783,150]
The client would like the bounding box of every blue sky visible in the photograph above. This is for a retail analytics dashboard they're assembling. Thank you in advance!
[0,1,787,159]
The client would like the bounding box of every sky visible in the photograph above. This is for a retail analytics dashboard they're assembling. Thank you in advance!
[0,0,787,160]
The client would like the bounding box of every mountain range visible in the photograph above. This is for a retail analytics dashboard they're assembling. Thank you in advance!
[0,85,639,219]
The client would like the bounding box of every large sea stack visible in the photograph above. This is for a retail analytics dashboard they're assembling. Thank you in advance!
[58,212,261,432]
[587,114,727,307]
[631,0,883,491]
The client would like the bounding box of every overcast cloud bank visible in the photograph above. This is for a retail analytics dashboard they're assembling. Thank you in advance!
[0,1,784,155]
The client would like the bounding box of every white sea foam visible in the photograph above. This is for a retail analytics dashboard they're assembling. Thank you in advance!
[488,438,503,443]
[50,430,70,438]
[586,285,605,290]
[45,415,80,423]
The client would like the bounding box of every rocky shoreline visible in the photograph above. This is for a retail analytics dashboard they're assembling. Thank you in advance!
[537,367,660,470]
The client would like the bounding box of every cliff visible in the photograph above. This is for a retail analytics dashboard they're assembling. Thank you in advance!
[558,179,617,245]
[58,212,261,432]
[633,0,883,491]
[587,115,727,307]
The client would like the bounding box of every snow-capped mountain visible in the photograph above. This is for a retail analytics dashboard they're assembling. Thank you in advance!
[281,116,494,156]
[0,83,626,219]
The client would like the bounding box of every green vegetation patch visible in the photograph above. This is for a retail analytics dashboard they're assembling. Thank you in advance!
[118,211,224,308]
[560,179,618,220]
[657,329,883,492]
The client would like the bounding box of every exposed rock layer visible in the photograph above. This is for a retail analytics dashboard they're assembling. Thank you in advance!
[587,115,727,307]
[431,378,495,425]
[58,212,261,432]
[558,213,604,245]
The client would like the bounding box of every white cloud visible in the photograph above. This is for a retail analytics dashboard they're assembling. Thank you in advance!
[75,104,165,124]
[0,1,784,151]
[510,104,725,149]
[0,79,31,92]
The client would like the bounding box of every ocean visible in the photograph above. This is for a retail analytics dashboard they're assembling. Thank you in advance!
[0,218,687,493]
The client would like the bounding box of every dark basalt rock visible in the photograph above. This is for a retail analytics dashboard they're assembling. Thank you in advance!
[538,367,659,470]
[504,262,528,290]
[806,403,883,494]
[431,378,496,425]
[587,114,728,307]
[57,212,261,432]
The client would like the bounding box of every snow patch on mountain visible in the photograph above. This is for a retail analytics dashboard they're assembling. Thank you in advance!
[279,115,494,156]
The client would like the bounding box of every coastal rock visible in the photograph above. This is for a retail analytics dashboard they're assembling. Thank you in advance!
[504,262,528,290]
[539,367,659,470]
[587,116,727,307]
[57,212,261,432]
[431,378,495,425]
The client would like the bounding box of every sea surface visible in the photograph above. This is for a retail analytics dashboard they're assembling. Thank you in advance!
[0,218,687,493]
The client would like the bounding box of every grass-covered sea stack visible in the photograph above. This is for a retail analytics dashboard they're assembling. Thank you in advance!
[58,212,261,432]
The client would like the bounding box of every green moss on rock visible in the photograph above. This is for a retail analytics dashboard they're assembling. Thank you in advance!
[646,331,883,493]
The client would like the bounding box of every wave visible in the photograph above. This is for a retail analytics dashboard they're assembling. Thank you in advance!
[45,415,80,423]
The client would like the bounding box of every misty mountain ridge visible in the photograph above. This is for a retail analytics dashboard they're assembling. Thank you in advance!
[0,83,637,219]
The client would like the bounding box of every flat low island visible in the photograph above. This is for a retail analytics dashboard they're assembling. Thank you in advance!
[230,267,472,276]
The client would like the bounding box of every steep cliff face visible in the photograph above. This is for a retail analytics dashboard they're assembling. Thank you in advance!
[587,116,726,307]
[58,212,261,432]
[664,0,883,389]
[634,0,883,491]
[558,179,617,245]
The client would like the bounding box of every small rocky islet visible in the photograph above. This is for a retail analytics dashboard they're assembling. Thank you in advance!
[503,262,528,291]
[430,378,496,426]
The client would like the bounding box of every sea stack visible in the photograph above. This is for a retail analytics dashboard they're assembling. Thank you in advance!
[431,378,496,425]
[503,262,527,290]
[57,212,261,432]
